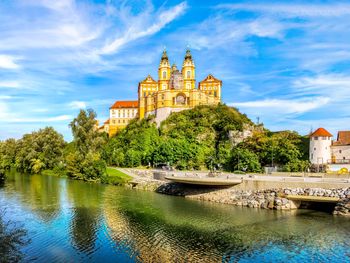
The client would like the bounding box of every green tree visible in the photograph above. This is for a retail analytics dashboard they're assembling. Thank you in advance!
[15,127,65,174]
[66,109,107,180]
[240,130,308,171]
[0,139,17,171]
[229,147,261,172]
[103,116,159,167]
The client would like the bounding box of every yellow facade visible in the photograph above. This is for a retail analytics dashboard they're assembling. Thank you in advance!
[138,49,222,123]
[100,49,222,137]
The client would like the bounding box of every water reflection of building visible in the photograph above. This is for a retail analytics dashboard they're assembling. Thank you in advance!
[99,49,222,137]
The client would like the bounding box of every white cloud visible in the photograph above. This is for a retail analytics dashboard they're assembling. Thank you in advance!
[231,97,330,115]
[218,3,350,18]
[0,1,102,50]
[8,115,73,123]
[0,81,21,88]
[0,55,20,69]
[99,2,187,54]
[69,101,87,109]
[177,16,286,52]
[292,74,350,101]
[0,96,13,100]
[0,98,72,124]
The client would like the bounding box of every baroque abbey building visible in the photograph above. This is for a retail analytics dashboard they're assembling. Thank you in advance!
[99,49,222,137]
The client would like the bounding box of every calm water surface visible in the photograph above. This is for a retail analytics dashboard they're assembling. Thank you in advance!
[0,171,349,262]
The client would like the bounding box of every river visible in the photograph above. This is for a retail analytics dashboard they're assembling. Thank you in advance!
[0,171,349,262]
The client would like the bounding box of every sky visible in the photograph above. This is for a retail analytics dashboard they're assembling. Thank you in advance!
[1,0,350,141]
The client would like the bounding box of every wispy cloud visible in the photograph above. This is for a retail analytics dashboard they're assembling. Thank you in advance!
[217,3,350,18]
[0,81,21,88]
[0,1,102,50]
[231,97,330,116]
[176,16,286,52]
[0,55,21,69]
[292,74,350,101]
[8,115,73,123]
[99,2,187,54]
[69,100,87,109]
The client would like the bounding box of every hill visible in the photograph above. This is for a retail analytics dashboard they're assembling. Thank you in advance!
[103,104,309,172]
[104,104,255,170]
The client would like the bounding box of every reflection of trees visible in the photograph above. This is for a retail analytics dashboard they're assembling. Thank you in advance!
[67,179,104,254]
[5,171,61,222]
[103,187,350,263]
[0,210,29,262]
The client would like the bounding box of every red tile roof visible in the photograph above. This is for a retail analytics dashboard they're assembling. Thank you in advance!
[310,127,332,137]
[104,119,110,124]
[333,131,350,146]
[110,100,138,109]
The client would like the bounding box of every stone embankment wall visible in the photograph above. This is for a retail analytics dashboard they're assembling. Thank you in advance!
[123,168,350,216]
[156,183,350,216]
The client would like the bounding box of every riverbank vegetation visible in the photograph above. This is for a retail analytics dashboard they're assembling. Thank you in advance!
[102,168,132,185]
[0,105,310,182]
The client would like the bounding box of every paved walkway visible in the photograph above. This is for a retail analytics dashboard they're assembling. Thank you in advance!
[109,167,350,187]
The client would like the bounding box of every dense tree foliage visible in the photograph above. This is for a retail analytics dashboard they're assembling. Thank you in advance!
[234,130,310,172]
[104,104,254,170]
[103,116,159,167]
[0,127,65,174]
[103,104,309,172]
[15,127,66,174]
[66,109,107,180]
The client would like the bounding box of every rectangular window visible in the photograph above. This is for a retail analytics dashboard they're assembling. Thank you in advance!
[339,150,342,153]
[314,137,318,140]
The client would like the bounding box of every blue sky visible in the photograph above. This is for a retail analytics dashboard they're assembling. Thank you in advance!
[1,0,350,141]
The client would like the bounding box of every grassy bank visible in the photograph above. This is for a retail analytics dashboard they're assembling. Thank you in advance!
[41,167,132,186]
[102,167,132,185]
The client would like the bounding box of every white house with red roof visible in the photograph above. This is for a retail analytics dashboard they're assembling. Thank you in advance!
[310,127,350,173]
[98,101,139,137]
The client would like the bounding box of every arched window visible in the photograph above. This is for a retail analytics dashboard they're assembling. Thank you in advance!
[187,70,190,78]
[163,71,166,79]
